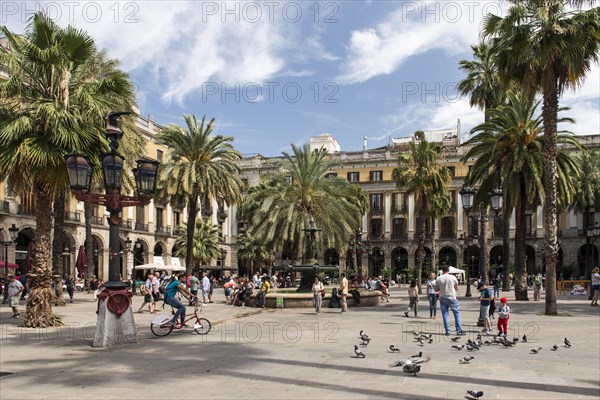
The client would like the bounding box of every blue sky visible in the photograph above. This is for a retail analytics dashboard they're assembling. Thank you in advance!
[2,1,599,156]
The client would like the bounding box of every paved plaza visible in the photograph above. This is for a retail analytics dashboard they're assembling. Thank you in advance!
[1,286,599,400]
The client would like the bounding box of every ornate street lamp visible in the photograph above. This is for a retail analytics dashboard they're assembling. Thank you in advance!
[124,237,133,294]
[65,112,159,348]
[460,185,503,289]
[1,224,19,304]
[63,247,70,278]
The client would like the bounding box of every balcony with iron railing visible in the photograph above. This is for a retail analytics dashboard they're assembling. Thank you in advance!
[91,216,104,226]
[122,219,134,230]
[17,204,35,216]
[440,231,456,239]
[392,206,408,215]
[155,225,171,235]
[1,200,10,213]
[64,212,81,222]
[135,222,149,232]
[370,207,384,216]
[391,232,409,240]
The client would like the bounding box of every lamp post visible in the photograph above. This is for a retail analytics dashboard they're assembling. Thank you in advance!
[1,224,19,304]
[586,223,600,300]
[220,248,228,273]
[458,233,472,298]
[125,237,132,294]
[460,186,503,286]
[349,230,371,277]
[62,247,70,278]
[65,112,159,347]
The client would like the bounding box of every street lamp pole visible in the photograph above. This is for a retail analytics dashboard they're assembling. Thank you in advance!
[1,224,19,304]
[460,186,503,286]
[125,237,133,294]
[65,112,159,348]
[458,233,472,298]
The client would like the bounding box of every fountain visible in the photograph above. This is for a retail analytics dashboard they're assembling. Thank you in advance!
[282,219,339,292]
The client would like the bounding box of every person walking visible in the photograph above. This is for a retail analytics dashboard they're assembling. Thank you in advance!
[201,272,211,305]
[90,277,100,302]
[7,274,24,319]
[426,273,438,319]
[65,274,75,303]
[435,265,465,336]
[339,273,349,313]
[312,276,324,314]
[477,282,494,335]
[404,279,419,317]
[189,273,199,305]
[493,275,501,298]
[497,297,510,336]
[137,275,153,313]
[590,267,600,306]
[533,273,542,301]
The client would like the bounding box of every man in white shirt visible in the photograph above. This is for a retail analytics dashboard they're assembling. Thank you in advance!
[252,272,260,289]
[435,265,464,336]
[201,272,211,305]
[7,274,24,319]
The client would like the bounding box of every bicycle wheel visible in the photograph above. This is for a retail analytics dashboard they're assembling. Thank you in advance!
[194,317,211,335]
[151,317,174,336]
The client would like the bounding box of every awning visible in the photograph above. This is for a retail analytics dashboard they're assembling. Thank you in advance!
[75,245,86,279]
[24,240,35,274]
[0,261,19,270]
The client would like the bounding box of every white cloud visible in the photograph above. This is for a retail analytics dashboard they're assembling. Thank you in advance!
[336,1,493,84]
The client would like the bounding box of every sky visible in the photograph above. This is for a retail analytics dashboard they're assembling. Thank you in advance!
[2,1,599,156]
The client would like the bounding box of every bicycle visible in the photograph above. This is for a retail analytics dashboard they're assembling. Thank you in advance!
[150,298,212,337]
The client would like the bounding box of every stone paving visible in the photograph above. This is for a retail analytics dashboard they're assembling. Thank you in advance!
[0,285,599,400]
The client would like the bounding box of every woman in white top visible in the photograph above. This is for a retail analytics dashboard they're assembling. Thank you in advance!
[427,273,438,319]
[312,276,324,314]
[590,267,600,306]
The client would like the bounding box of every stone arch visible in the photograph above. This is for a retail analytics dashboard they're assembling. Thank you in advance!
[463,245,480,278]
[14,227,35,273]
[525,245,536,274]
[438,246,457,268]
[391,247,409,277]
[489,245,503,277]
[154,241,167,257]
[133,238,149,280]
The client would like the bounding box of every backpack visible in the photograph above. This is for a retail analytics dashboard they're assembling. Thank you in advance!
[489,299,497,315]
[159,276,174,294]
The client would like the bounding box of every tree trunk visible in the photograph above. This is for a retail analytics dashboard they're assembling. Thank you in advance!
[542,83,560,315]
[479,203,488,284]
[51,190,66,306]
[84,202,94,289]
[514,183,529,301]
[185,195,198,274]
[502,207,512,292]
[25,183,61,327]
[415,210,425,292]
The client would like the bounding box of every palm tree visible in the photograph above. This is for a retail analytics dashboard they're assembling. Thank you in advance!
[155,115,242,274]
[572,150,600,276]
[458,40,514,291]
[463,92,581,300]
[173,218,220,270]
[392,138,452,291]
[243,144,368,262]
[0,13,136,327]
[458,40,507,122]
[236,230,274,275]
[483,0,600,313]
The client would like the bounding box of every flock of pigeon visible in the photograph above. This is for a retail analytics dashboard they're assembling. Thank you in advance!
[352,330,573,399]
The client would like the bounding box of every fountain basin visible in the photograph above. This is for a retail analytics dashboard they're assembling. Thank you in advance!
[245,289,383,308]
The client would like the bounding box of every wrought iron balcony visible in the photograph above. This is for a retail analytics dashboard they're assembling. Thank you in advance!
[64,211,81,222]
[91,216,104,226]
[370,207,384,216]
[155,225,171,235]
[135,222,149,232]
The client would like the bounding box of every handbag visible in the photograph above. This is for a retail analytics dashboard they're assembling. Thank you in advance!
[320,289,326,297]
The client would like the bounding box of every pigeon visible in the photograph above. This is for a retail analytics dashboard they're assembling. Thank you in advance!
[360,334,371,342]
[412,331,420,336]
[427,339,434,344]
[423,334,433,339]
[359,330,368,339]
[389,345,400,353]
[354,345,365,358]
[476,334,482,340]
[522,334,527,343]
[564,338,571,348]
[411,351,423,358]
[360,339,369,347]
[551,345,558,351]
[512,338,519,344]
[530,347,542,354]
[467,390,484,399]
[452,345,464,350]
[390,356,430,376]
[483,340,492,345]
[459,356,475,364]
[500,339,514,349]
[451,336,461,342]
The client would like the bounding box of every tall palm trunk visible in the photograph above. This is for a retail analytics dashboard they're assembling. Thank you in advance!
[514,183,529,301]
[502,208,512,292]
[25,183,61,327]
[51,190,66,306]
[84,203,94,288]
[185,195,199,274]
[415,209,425,292]
[542,85,560,315]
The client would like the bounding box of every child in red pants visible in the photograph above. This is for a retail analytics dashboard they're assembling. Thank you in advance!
[497,297,510,335]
